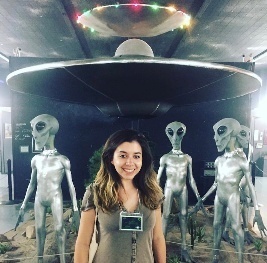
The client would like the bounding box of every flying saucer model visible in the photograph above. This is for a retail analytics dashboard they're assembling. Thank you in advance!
[77,3,190,37]
[7,39,261,118]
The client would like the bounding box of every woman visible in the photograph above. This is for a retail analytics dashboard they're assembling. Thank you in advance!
[74,129,166,263]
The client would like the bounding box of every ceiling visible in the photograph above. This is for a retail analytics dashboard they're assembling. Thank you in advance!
[1,0,267,72]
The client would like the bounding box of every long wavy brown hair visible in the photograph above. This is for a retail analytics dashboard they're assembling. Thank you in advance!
[94,129,163,213]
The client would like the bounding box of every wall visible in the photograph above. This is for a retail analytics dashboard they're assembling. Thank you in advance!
[0,67,12,173]
[0,110,12,173]
[250,65,267,175]
[0,67,11,107]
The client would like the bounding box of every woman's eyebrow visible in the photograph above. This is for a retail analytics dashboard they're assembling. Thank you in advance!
[118,150,142,154]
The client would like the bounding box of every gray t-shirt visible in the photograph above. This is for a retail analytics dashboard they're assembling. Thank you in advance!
[81,184,156,263]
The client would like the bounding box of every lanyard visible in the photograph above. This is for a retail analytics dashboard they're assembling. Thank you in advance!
[118,189,141,263]
[131,231,137,263]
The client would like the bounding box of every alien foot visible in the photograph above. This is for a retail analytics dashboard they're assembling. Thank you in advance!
[221,231,235,246]
[211,254,219,263]
[244,231,254,245]
[180,249,196,263]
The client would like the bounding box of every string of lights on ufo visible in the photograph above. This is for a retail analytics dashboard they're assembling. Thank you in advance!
[76,3,191,35]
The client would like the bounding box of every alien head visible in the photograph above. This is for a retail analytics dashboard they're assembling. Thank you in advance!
[236,125,250,149]
[165,121,186,150]
[31,114,59,150]
[213,118,241,152]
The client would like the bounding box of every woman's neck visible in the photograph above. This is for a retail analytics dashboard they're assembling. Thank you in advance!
[118,182,139,213]
[119,181,137,201]
[120,179,136,191]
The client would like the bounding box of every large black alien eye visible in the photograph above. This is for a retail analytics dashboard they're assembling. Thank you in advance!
[177,127,184,135]
[167,128,174,136]
[36,121,46,132]
[240,130,247,137]
[217,126,227,136]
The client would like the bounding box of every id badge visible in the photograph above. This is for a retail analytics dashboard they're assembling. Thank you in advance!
[119,211,143,231]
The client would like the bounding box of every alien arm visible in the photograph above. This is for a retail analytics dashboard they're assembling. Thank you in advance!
[248,143,253,163]
[188,158,218,217]
[239,143,253,190]
[187,155,200,199]
[239,176,247,190]
[201,159,218,202]
[15,157,38,229]
[21,157,38,209]
[201,183,217,202]
[62,156,79,212]
[242,158,267,236]
[157,155,166,183]
[242,159,259,210]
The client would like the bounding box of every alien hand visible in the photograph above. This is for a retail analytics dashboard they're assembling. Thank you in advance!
[188,199,203,218]
[253,210,267,238]
[244,230,254,245]
[197,197,209,218]
[71,210,80,232]
[15,207,25,231]
[239,187,249,207]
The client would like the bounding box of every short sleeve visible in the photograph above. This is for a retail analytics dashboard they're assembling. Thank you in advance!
[81,183,95,212]
[157,195,165,208]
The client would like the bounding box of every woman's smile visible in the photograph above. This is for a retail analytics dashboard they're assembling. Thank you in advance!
[123,168,135,173]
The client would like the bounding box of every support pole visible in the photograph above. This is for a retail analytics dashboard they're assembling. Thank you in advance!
[7,159,12,201]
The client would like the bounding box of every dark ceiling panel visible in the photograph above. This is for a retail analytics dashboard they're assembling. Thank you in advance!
[173,0,267,66]
[61,0,93,58]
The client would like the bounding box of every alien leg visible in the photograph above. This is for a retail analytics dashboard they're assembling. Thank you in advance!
[229,195,244,263]
[34,200,46,263]
[222,207,235,245]
[241,186,254,245]
[179,187,196,263]
[162,187,173,237]
[212,196,226,263]
[242,204,254,245]
[51,195,66,263]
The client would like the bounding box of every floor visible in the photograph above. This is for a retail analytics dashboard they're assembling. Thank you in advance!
[0,173,27,234]
[0,173,9,202]
[0,173,16,234]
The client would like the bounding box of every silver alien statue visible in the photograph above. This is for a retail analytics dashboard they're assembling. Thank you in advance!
[15,114,80,263]
[222,125,255,246]
[157,121,202,263]
[193,118,266,263]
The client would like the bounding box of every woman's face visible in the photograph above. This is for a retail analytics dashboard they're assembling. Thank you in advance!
[111,140,142,182]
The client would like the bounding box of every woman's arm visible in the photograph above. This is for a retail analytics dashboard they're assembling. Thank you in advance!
[74,209,96,263]
[152,208,166,263]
